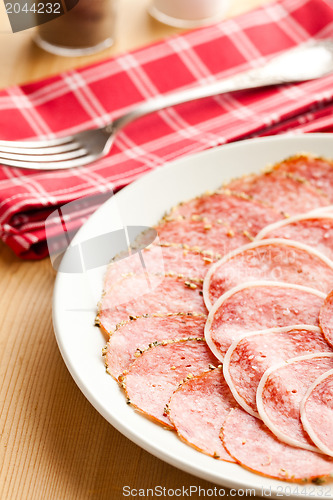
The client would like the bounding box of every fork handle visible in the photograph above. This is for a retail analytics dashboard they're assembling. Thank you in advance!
[110,65,288,133]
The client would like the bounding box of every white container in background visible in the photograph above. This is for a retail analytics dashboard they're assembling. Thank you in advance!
[148,0,230,28]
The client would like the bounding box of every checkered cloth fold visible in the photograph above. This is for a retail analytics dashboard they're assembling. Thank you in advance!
[1,0,333,259]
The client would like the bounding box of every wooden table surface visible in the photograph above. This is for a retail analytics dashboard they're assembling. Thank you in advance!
[0,1,270,499]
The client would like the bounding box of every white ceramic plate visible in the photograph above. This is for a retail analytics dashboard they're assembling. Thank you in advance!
[53,134,333,499]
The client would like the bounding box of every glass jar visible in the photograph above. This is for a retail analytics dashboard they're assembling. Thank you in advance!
[35,0,117,56]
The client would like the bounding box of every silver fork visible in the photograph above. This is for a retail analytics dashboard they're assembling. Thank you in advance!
[1,39,333,171]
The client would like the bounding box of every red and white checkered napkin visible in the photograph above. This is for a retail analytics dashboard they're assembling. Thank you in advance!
[1,0,333,259]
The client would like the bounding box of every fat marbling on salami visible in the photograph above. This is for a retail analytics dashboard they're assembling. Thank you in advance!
[255,214,333,260]
[168,189,282,238]
[168,367,237,462]
[104,313,206,380]
[223,325,332,417]
[226,170,329,215]
[97,274,206,335]
[121,338,219,428]
[203,238,333,309]
[103,243,219,291]
[257,353,333,452]
[319,290,333,348]
[300,369,333,458]
[204,281,325,361]
[221,408,333,482]
[272,154,333,202]
[155,216,250,255]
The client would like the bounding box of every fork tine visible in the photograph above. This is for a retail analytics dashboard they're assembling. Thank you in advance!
[0,154,100,170]
[0,148,88,163]
[0,141,82,155]
[0,135,76,149]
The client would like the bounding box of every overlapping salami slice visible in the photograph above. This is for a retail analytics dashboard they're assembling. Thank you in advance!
[203,239,333,308]
[121,338,219,428]
[271,154,333,202]
[223,325,332,417]
[168,367,237,462]
[300,369,333,457]
[311,205,333,215]
[99,151,333,484]
[155,217,250,255]
[103,243,219,291]
[255,214,333,260]
[97,274,206,335]
[257,353,333,452]
[221,408,333,483]
[104,313,206,380]
[168,190,282,238]
[319,290,333,348]
[226,170,329,215]
[204,282,325,361]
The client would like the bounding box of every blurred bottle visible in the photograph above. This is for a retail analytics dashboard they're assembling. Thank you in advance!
[148,0,230,28]
[35,0,117,56]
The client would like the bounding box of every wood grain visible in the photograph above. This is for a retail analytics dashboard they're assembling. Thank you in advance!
[0,1,269,498]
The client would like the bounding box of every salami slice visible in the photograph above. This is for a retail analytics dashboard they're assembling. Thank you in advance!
[168,190,282,238]
[257,353,333,452]
[104,313,206,380]
[155,217,250,255]
[97,274,206,335]
[103,243,218,291]
[203,238,333,308]
[319,290,333,348]
[221,408,333,483]
[168,367,237,462]
[121,338,219,428]
[311,205,333,215]
[255,214,333,260]
[204,281,325,361]
[300,369,333,458]
[226,170,329,215]
[223,325,332,417]
[271,154,333,202]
